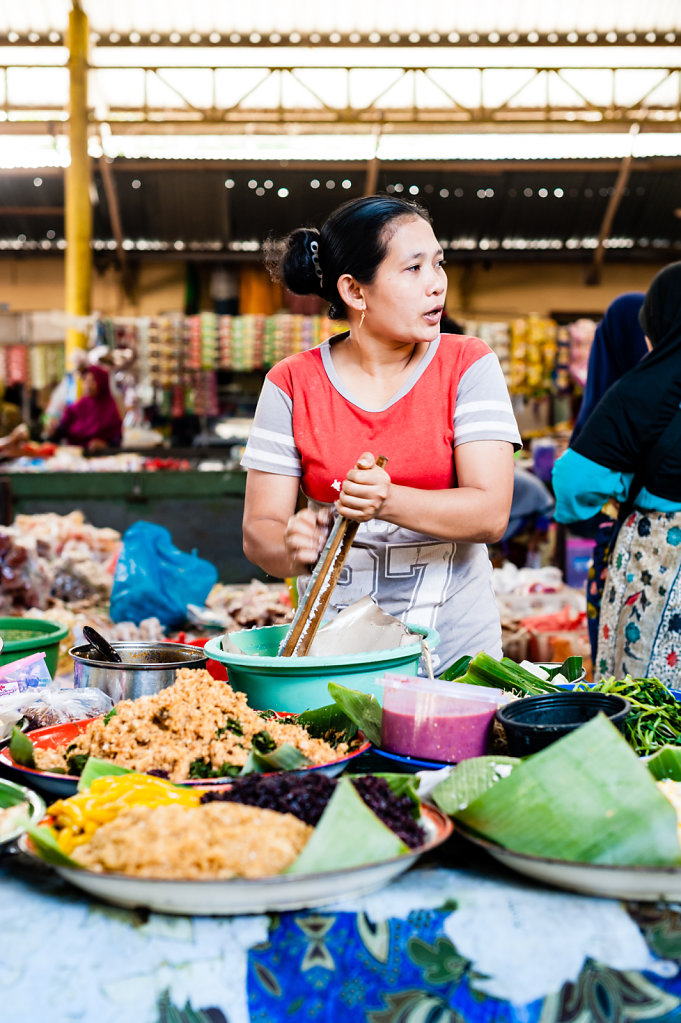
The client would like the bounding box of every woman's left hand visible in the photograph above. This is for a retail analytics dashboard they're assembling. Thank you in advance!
[336,451,391,522]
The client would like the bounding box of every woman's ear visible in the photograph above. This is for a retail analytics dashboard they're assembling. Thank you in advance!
[337,274,365,313]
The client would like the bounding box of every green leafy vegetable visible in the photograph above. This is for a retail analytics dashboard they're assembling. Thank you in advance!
[286,776,408,875]
[327,681,382,747]
[454,714,681,867]
[103,707,118,725]
[215,717,244,739]
[579,675,681,756]
[189,757,216,779]
[252,730,277,754]
[9,727,35,768]
[66,753,89,776]
[296,703,359,747]
[180,758,242,780]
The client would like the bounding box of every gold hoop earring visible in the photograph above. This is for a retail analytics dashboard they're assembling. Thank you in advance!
[359,308,365,329]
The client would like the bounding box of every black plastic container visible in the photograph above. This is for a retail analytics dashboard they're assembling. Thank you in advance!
[495,692,631,756]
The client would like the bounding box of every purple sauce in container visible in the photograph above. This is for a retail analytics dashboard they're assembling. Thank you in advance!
[380,675,509,763]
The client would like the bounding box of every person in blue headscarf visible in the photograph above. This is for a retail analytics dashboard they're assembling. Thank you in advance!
[571,292,647,443]
[561,293,648,660]
[553,264,681,684]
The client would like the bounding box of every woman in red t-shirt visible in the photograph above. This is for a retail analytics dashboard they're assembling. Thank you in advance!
[241,195,520,671]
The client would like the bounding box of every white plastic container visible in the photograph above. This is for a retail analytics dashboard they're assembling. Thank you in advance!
[379,673,511,763]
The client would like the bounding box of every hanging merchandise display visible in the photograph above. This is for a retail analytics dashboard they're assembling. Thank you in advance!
[510,315,558,397]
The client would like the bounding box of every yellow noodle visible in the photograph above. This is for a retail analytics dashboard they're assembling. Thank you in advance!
[48,774,202,853]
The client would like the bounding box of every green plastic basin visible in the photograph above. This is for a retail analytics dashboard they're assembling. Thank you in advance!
[0,617,70,678]
[204,622,440,713]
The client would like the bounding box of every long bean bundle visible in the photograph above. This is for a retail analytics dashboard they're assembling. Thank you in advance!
[580,676,681,756]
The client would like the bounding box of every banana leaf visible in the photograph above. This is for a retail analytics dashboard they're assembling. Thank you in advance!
[432,755,521,816]
[26,824,82,869]
[9,726,35,768]
[296,703,359,746]
[455,714,681,867]
[78,757,134,791]
[543,656,584,683]
[327,681,382,747]
[239,743,310,775]
[0,778,38,810]
[286,776,407,875]
[439,655,473,682]
[647,746,681,782]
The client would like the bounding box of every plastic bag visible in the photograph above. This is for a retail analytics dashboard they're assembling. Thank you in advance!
[0,652,52,697]
[0,686,114,740]
[110,522,218,628]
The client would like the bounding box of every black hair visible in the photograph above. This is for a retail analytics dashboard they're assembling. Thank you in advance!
[263,194,431,319]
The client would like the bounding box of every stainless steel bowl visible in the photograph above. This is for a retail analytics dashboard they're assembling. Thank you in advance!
[70,641,209,703]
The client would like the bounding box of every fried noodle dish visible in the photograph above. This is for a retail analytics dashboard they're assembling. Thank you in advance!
[33,669,353,782]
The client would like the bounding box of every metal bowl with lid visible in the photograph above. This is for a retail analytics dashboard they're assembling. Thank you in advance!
[70,641,209,703]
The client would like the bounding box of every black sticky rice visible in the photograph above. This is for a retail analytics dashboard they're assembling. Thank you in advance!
[200,773,425,848]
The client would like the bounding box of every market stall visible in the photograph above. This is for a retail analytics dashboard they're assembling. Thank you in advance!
[2,3,681,1022]
[0,464,257,584]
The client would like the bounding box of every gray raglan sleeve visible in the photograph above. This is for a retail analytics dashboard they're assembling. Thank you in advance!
[453,351,522,449]
[240,378,302,477]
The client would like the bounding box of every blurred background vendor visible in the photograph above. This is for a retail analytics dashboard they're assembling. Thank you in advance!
[49,364,122,453]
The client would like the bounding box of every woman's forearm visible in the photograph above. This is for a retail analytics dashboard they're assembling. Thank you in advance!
[380,483,512,543]
[243,517,298,579]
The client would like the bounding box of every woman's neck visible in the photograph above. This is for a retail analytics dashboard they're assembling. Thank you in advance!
[329,332,430,409]
[340,331,424,379]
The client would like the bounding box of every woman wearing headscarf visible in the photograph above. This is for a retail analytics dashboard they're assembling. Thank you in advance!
[53,364,122,452]
[570,292,647,443]
[553,262,681,684]
[566,292,648,658]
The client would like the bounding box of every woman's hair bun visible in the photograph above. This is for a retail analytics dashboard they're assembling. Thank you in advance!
[263,227,325,298]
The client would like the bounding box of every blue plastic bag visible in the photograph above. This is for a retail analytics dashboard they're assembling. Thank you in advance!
[110,522,218,628]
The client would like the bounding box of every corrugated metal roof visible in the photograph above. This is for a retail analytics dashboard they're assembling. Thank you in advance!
[2,0,680,44]
[2,132,680,170]
[1,161,679,263]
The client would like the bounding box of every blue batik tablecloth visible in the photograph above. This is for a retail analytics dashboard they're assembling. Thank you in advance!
[4,845,681,1023]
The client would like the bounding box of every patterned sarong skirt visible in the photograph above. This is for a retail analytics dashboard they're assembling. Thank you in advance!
[597,509,681,685]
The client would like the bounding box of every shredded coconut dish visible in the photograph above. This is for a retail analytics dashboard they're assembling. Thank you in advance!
[32,669,356,782]
[42,773,314,879]
[71,802,313,879]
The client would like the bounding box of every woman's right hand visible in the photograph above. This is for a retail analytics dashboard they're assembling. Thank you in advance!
[284,507,332,574]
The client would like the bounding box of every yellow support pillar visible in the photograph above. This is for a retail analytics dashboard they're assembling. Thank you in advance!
[64,3,91,361]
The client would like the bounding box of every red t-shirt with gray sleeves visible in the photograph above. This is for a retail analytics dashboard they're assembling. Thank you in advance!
[242,333,521,673]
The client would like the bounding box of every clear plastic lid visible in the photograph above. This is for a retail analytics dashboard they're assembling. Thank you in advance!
[379,672,511,706]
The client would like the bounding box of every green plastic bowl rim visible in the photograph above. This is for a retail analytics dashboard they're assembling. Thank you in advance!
[204,622,440,668]
[0,617,70,651]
